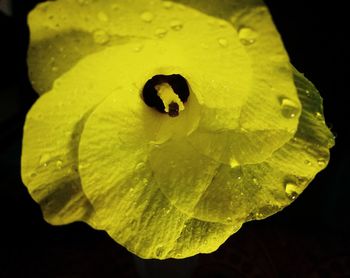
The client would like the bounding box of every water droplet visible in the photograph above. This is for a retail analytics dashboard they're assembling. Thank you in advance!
[304,160,311,166]
[226,217,232,223]
[305,90,311,96]
[97,12,109,22]
[315,112,323,120]
[230,158,239,168]
[142,178,148,185]
[129,187,134,192]
[170,20,183,31]
[133,44,143,52]
[141,12,154,23]
[327,136,335,148]
[284,181,300,200]
[165,208,170,214]
[280,98,299,119]
[93,30,109,44]
[30,172,37,178]
[218,38,228,47]
[238,27,257,46]
[51,66,58,72]
[155,28,167,38]
[317,158,327,167]
[162,1,173,9]
[39,154,50,167]
[56,160,63,169]
[252,177,259,185]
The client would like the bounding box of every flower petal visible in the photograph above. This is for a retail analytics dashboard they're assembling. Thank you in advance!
[190,68,334,223]
[78,91,237,259]
[21,84,100,225]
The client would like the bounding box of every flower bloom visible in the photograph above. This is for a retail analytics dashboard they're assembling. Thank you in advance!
[22,0,334,259]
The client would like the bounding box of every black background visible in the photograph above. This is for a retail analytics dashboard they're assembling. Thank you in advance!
[0,1,348,277]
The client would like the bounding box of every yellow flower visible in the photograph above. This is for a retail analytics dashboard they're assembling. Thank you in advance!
[22,0,334,259]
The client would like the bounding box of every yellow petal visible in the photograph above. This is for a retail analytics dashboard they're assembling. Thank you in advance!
[190,68,334,223]
[78,91,237,259]
[21,88,97,225]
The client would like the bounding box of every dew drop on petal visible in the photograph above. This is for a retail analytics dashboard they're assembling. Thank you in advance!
[226,217,232,223]
[317,158,327,167]
[218,38,228,47]
[280,98,299,119]
[39,154,50,167]
[315,112,323,120]
[93,30,109,44]
[327,136,335,148]
[170,20,183,31]
[284,181,299,200]
[230,158,239,168]
[155,28,167,38]
[133,44,143,52]
[56,160,63,169]
[140,12,154,23]
[238,27,257,46]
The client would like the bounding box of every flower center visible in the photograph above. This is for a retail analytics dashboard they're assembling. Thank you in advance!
[142,74,190,117]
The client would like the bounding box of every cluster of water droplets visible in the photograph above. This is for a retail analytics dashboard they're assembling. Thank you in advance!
[38,153,65,173]
[139,8,184,40]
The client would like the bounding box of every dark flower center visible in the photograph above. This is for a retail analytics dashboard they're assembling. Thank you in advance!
[142,74,190,117]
